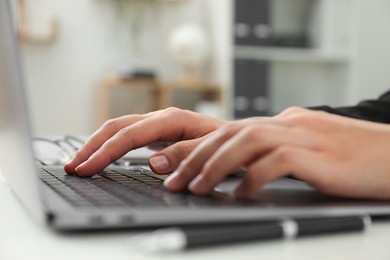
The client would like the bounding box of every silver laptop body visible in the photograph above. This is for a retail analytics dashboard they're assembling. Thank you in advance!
[1,0,390,231]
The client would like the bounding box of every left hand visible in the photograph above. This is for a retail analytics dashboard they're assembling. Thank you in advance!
[164,107,390,200]
[64,108,226,176]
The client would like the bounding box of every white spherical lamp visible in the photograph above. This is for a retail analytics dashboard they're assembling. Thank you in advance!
[168,23,209,86]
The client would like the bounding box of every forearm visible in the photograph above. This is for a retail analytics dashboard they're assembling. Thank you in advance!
[309,90,390,124]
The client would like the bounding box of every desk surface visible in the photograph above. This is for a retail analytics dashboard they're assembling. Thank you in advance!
[1,173,390,260]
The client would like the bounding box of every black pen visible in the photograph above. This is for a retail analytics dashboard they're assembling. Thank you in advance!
[135,216,371,252]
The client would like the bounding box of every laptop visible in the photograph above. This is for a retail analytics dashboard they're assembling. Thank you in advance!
[1,0,390,231]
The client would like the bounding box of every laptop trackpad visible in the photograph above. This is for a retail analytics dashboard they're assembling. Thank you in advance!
[213,176,378,207]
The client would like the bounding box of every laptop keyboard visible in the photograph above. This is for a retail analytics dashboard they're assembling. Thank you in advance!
[37,166,236,209]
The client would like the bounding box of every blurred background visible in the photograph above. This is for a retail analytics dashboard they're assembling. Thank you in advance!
[16,0,390,135]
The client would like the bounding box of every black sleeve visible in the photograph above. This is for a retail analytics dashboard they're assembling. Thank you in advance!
[309,90,390,124]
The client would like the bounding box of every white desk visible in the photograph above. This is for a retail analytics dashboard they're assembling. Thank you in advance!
[1,173,390,260]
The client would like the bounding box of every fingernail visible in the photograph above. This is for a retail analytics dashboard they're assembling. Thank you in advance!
[75,164,84,176]
[189,175,208,195]
[164,171,181,189]
[150,155,170,172]
[64,164,73,175]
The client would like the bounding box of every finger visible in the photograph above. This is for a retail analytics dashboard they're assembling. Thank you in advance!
[188,125,321,196]
[163,123,244,192]
[75,109,218,176]
[234,146,330,199]
[149,135,210,174]
[64,113,150,174]
[164,119,289,193]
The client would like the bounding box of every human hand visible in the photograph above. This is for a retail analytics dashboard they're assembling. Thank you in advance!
[164,107,390,200]
[64,108,226,176]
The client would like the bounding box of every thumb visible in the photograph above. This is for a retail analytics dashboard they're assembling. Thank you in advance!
[148,137,205,174]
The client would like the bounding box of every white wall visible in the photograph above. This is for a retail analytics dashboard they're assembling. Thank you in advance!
[22,0,390,136]
[349,0,390,103]
[207,0,233,117]
[21,0,211,135]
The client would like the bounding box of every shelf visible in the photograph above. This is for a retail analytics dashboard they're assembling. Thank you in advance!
[95,76,222,128]
[234,46,352,63]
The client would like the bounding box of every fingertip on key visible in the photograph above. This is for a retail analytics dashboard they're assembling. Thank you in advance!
[64,160,77,175]
[149,155,170,173]
[188,175,209,196]
[164,172,184,192]
[74,163,91,177]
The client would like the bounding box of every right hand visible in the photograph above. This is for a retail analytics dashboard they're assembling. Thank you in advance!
[64,108,226,176]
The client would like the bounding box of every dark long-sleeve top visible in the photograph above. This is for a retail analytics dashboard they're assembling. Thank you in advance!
[310,90,390,124]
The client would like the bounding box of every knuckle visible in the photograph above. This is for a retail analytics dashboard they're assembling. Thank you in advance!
[172,141,194,159]
[243,125,264,140]
[96,142,117,163]
[219,122,241,137]
[274,146,296,164]
[240,117,261,124]
[240,125,271,143]
[279,106,306,117]
[159,107,191,123]
[161,107,183,117]
[101,148,115,162]
[277,107,321,125]
[102,118,119,133]
[283,110,316,125]
[116,126,131,139]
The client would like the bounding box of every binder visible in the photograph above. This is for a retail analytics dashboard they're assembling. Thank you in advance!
[234,0,272,46]
[252,0,272,46]
[234,59,270,118]
[234,0,252,46]
[234,59,251,118]
[251,60,270,115]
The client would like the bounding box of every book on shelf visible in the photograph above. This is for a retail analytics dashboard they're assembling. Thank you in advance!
[234,0,272,47]
[234,59,270,118]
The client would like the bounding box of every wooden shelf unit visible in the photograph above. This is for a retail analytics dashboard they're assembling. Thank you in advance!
[95,76,222,128]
